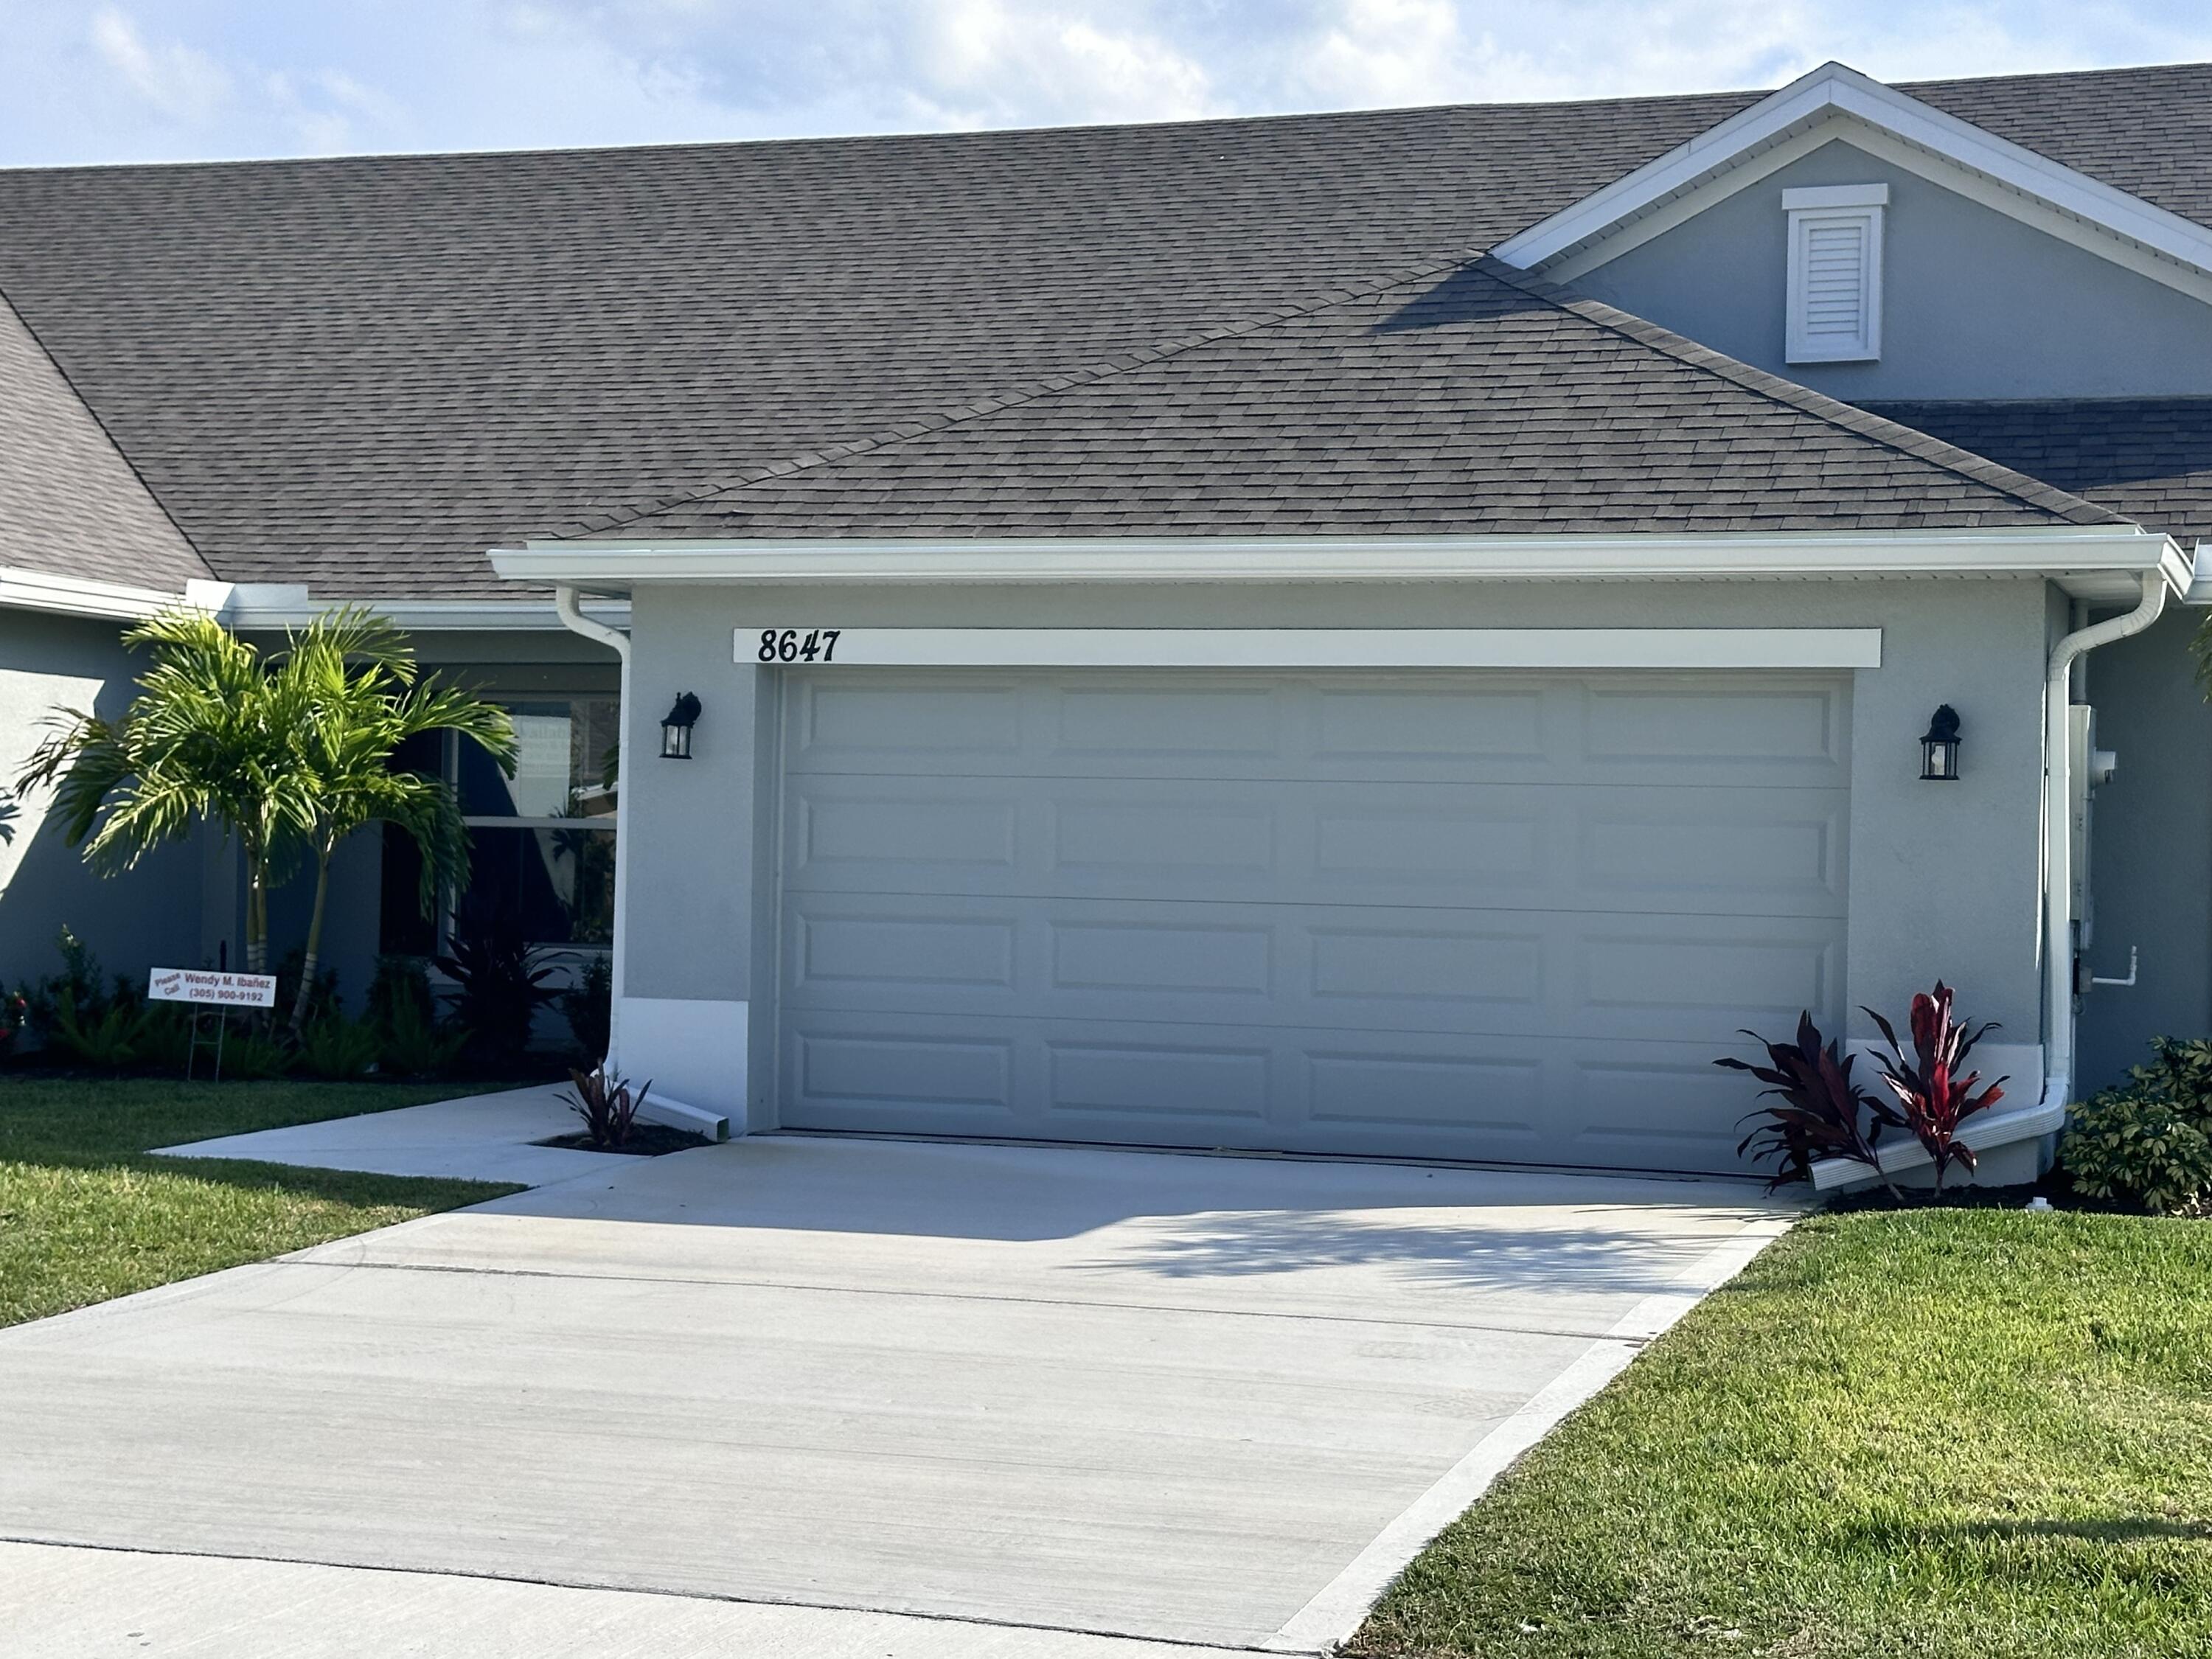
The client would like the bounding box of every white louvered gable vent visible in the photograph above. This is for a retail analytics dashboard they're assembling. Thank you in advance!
[1784,184,1887,364]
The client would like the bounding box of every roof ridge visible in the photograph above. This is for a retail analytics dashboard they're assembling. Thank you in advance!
[546,246,1489,541]
[0,282,213,579]
[1475,259,2129,529]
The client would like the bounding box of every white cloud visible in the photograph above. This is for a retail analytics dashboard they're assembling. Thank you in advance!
[262,68,408,154]
[88,6,231,123]
[11,0,2212,167]
[900,1,1220,126]
[1293,0,1470,107]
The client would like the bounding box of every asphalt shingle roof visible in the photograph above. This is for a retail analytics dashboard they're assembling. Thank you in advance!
[1860,397,2212,545]
[0,291,208,589]
[588,260,2123,541]
[0,62,2204,594]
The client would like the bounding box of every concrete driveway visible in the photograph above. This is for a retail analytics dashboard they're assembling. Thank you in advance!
[0,1135,1790,1655]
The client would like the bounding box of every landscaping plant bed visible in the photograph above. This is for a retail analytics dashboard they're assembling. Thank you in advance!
[534,1123,716,1157]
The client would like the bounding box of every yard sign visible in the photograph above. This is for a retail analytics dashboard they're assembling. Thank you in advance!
[147,968,276,1009]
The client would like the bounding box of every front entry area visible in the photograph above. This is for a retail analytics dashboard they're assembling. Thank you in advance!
[773,669,1851,1173]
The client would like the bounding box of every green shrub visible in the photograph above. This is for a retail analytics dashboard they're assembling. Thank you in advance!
[437,901,556,1073]
[297,1013,383,1080]
[376,992,466,1079]
[563,953,612,1062]
[368,953,435,1025]
[2119,1036,2212,1120]
[2062,1088,2212,1214]
[17,925,116,1046]
[0,991,27,1061]
[218,1027,298,1081]
[46,987,159,1070]
[135,1005,196,1073]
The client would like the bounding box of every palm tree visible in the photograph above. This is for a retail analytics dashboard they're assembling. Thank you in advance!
[18,609,312,975]
[16,608,515,1026]
[279,611,514,1031]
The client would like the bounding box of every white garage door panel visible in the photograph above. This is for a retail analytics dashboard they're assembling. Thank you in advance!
[782,893,1840,1044]
[775,669,1851,1173]
[782,1011,1762,1171]
[785,672,1848,785]
[786,778,1848,917]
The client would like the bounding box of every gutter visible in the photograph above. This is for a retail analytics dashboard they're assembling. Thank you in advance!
[184,581,630,633]
[490,527,2182,594]
[549,584,633,1075]
[0,565,184,621]
[544,588,731,1146]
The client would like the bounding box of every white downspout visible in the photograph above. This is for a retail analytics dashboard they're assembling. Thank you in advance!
[2042,571,2168,1121]
[552,584,631,1074]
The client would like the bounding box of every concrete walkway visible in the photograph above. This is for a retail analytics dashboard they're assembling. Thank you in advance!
[0,1132,1794,1655]
[152,1082,610,1186]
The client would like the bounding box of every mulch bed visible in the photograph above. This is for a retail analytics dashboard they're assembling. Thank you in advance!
[535,1123,716,1157]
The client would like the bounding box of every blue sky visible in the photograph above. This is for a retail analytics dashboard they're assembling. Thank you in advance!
[6,1,2212,166]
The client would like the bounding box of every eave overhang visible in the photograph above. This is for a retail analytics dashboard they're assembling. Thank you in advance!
[0,564,183,621]
[493,527,2193,606]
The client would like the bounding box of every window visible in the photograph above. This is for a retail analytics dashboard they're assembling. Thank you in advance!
[378,695,619,956]
[1784,184,1886,364]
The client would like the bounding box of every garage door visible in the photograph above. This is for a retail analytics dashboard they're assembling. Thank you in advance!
[773,669,1849,1173]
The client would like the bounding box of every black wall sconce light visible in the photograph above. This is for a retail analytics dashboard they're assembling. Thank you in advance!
[1919,704,1962,782]
[660,692,702,760]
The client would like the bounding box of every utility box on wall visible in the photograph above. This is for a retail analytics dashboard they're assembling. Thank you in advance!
[2067,704,2119,933]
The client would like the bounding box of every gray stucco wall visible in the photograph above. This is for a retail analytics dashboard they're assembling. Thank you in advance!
[0,608,209,994]
[622,588,762,1007]
[1572,138,2212,400]
[2078,608,2212,1088]
[621,577,2054,1121]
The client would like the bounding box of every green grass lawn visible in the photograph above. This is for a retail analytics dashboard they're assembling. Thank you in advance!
[0,1076,520,1328]
[1350,1204,2212,1659]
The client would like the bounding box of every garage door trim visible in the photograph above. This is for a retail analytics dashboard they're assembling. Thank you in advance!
[738,625,1883,669]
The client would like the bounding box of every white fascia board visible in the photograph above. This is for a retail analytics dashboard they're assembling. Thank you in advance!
[219,596,630,633]
[0,565,183,621]
[495,528,2177,591]
[738,626,1884,670]
[1496,61,2212,302]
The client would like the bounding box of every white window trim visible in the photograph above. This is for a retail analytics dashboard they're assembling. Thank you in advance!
[1786,186,1885,365]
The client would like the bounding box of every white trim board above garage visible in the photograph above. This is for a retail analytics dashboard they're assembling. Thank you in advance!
[736,627,1885,669]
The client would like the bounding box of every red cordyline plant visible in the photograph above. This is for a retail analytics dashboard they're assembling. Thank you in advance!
[1717,1011,1905,1197]
[561,1063,651,1150]
[1863,981,2007,1194]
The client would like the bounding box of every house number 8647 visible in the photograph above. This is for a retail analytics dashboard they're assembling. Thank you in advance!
[757,628,842,663]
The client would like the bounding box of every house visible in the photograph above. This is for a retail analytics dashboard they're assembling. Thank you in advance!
[7,59,2212,1183]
